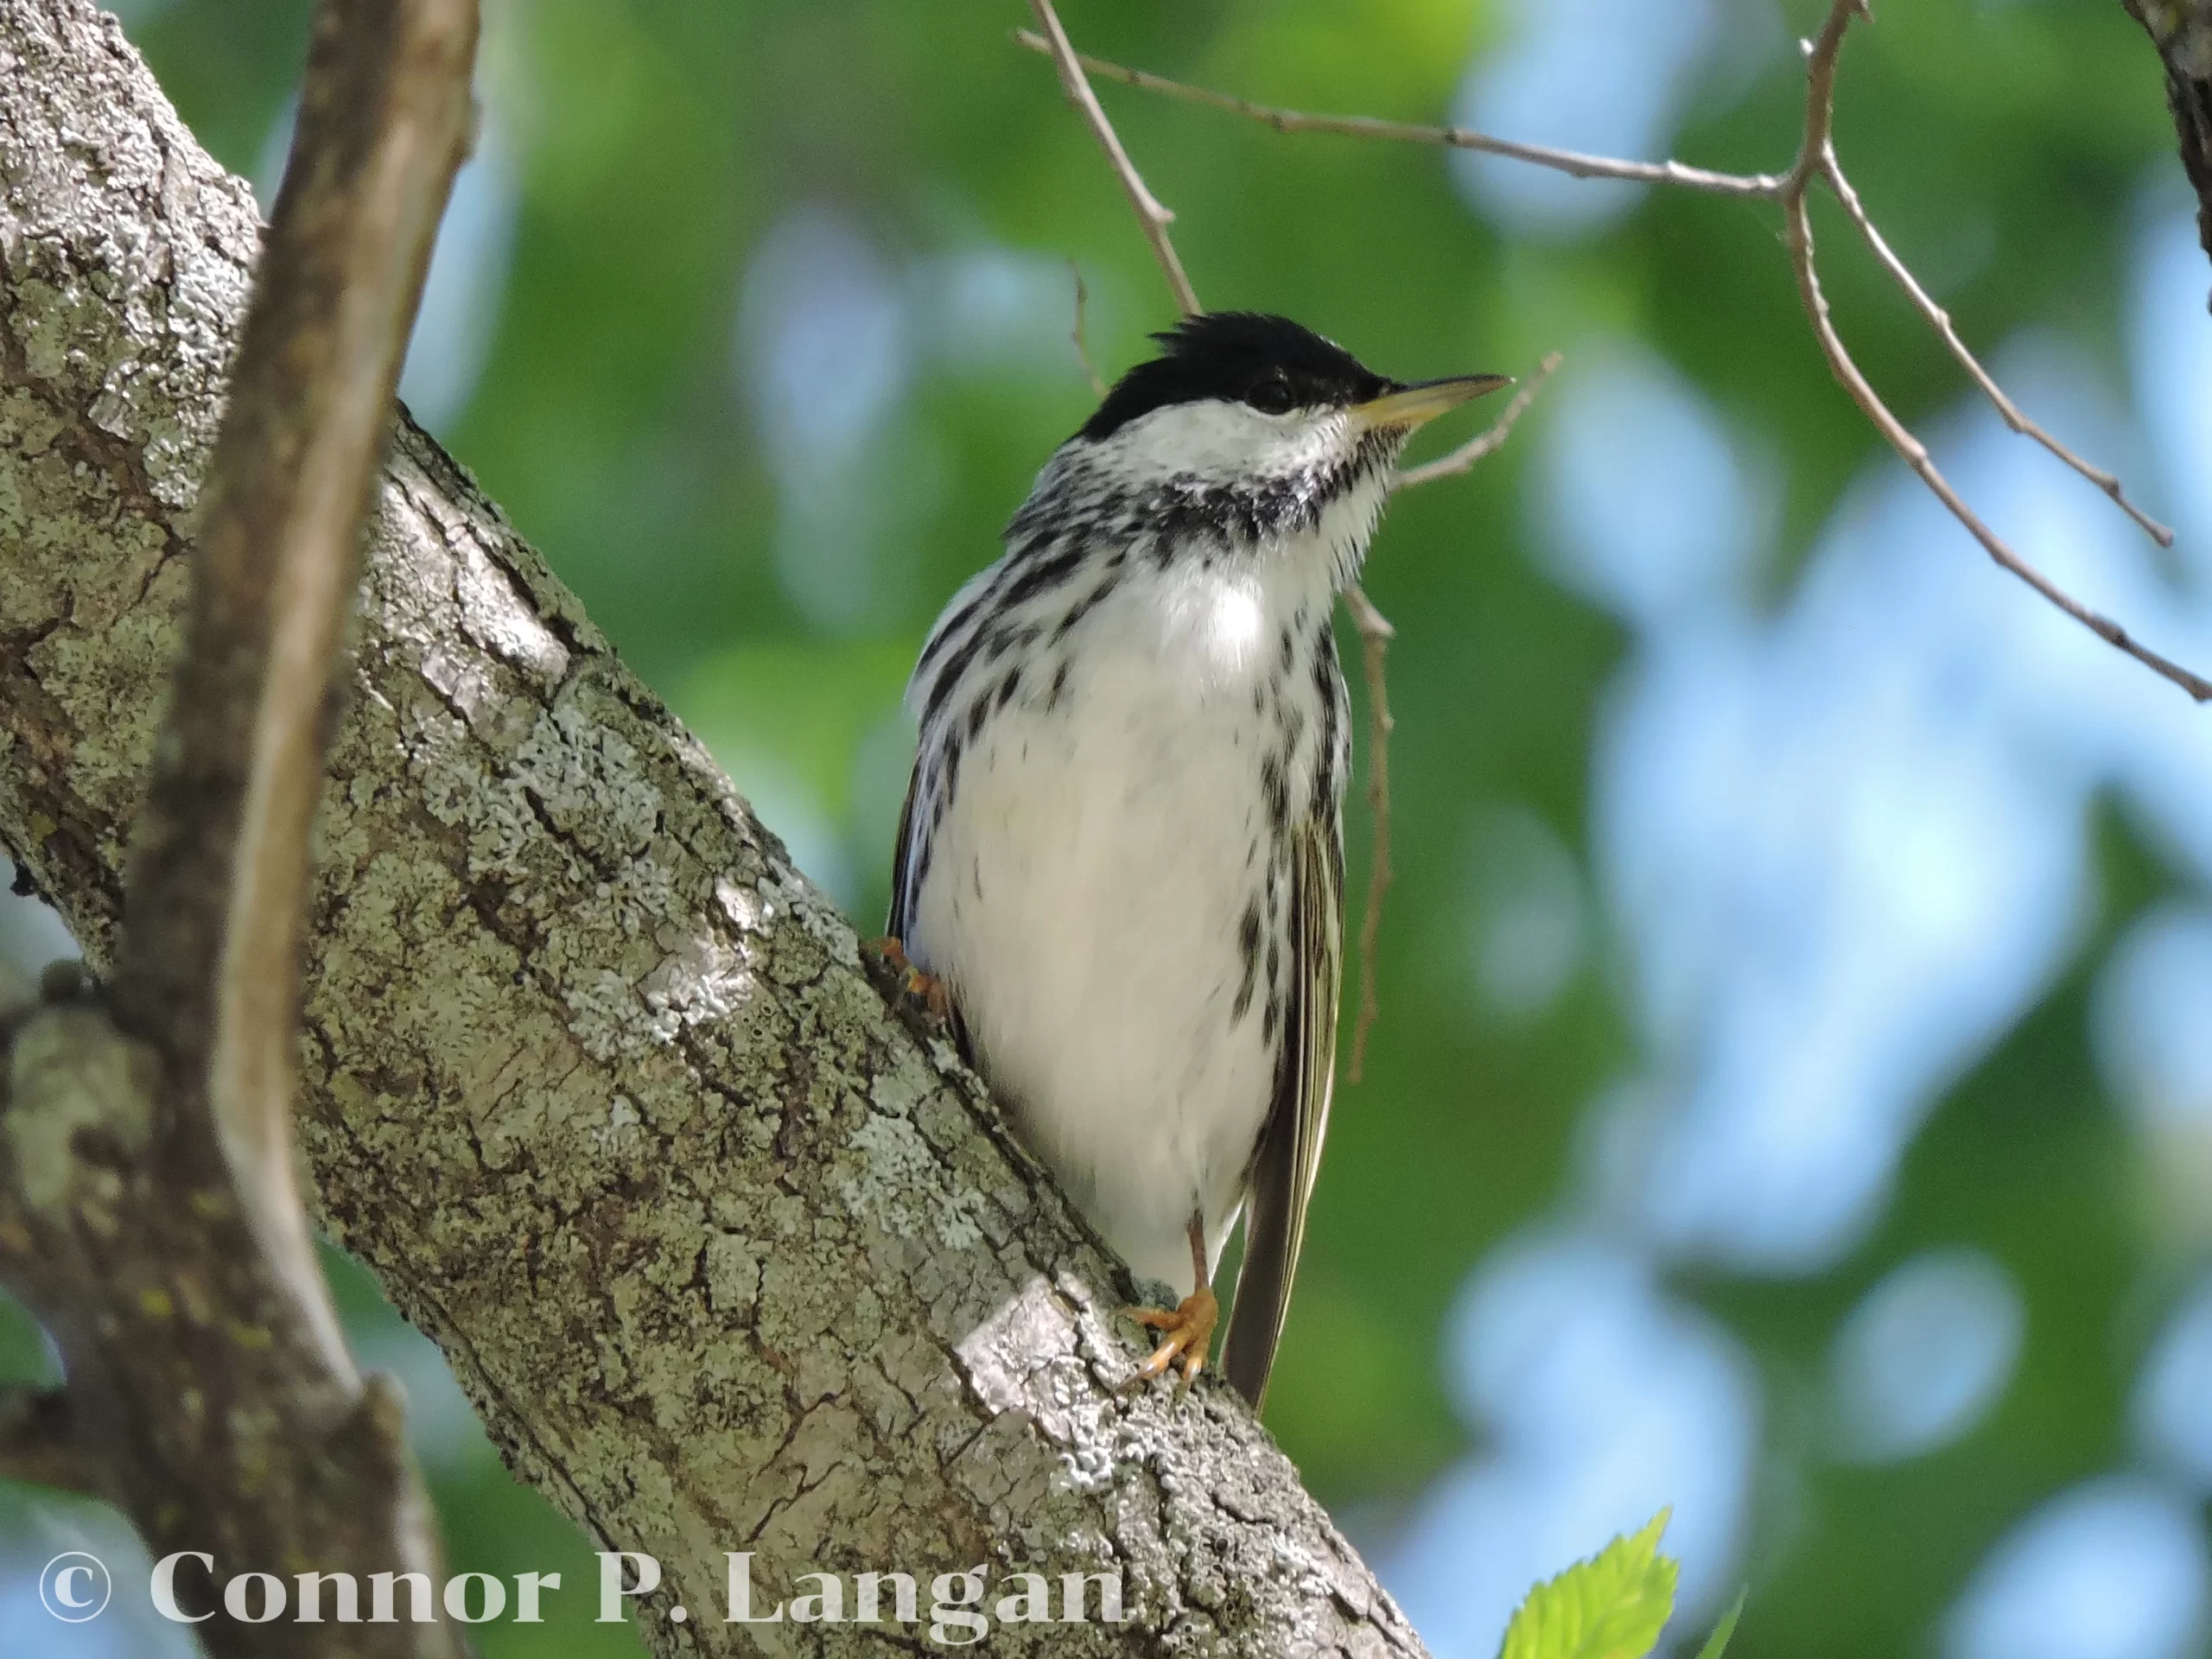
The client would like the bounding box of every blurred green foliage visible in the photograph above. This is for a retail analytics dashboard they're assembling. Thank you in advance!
[0,2,2201,1656]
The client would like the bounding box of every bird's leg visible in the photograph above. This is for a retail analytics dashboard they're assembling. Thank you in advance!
[1126,1214,1219,1392]
[868,935,952,1027]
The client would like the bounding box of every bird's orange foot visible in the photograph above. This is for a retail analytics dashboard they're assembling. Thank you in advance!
[1125,1286,1220,1392]
[869,936,952,1027]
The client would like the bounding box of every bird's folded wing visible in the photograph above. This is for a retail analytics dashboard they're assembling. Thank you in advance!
[1222,814,1344,1408]
[887,766,921,941]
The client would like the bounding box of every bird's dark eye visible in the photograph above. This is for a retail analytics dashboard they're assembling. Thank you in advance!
[1247,377,1294,416]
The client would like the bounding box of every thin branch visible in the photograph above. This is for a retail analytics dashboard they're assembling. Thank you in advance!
[1341,353,1564,1074]
[1342,586,1395,1085]
[1068,258,1108,396]
[1785,169,2212,699]
[1783,6,2212,701]
[0,1385,92,1495]
[1788,0,1864,190]
[1020,3,2212,704]
[111,0,482,1375]
[1025,1,1198,315]
[1395,351,1563,490]
[1014,29,1784,200]
[1821,159,2174,545]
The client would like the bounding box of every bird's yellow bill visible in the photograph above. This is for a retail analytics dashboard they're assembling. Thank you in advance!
[1348,373,1513,433]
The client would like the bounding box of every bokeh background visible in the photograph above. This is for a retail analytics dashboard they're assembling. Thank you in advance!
[5,0,2212,1654]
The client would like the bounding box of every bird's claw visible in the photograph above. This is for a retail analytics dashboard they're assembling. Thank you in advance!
[1122,1287,1219,1395]
[869,936,952,1027]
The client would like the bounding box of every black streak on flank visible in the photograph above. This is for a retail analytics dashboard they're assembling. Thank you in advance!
[995,540,1088,612]
[938,730,964,813]
[1261,753,1289,834]
[919,628,984,732]
[1050,575,1120,646]
[914,585,989,681]
[1313,625,1348,810]
[1232,899,1263,1021]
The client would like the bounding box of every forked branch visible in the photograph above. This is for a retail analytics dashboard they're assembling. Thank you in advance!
[1020,0,2212,703]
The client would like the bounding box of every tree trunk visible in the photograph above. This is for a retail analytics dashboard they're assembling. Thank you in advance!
[2126,0,2212,275]
[0,3,1426,1653]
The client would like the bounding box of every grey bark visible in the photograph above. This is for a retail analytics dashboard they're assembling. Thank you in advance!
[0,3,1428,1655]
[2126,1,2212,277]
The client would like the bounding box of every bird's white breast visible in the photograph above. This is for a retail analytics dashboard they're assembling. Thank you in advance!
[898,424,1386,1295]
[906,556,1334,1294]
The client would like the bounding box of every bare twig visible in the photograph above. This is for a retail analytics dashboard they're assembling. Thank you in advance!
[1787,170,2212,697]
[1783,5,2212,700]
[1821,159,2174,545]
[0,1384,92,1494]
[1069,259,1108,396]
[1020,6,2212,705]
[1341,587,1396,1084]
[1787,0,1863,189]
[1025,0,1198,315]
[1395,351,1564,490]
[1014,29,1785,200]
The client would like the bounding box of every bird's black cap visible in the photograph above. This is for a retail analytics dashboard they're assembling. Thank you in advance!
[1079,312,1395,442]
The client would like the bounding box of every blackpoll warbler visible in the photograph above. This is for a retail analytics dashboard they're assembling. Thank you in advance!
[886,312,1507,1405]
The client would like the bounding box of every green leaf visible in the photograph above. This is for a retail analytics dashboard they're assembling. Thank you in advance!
[1497,1510,1680,1659]
[1692,1588,1747,1659]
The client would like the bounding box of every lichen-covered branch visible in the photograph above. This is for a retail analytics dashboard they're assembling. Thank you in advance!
[0,0,477,1652]
[0,3,1423,1654]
